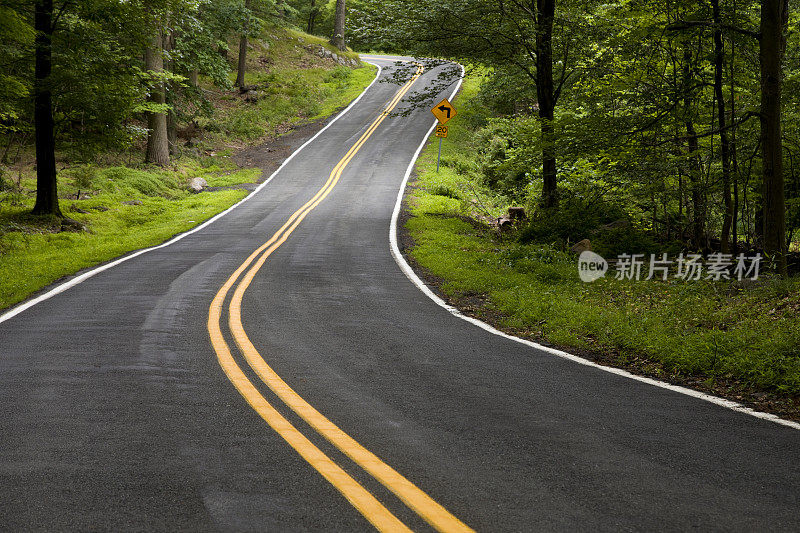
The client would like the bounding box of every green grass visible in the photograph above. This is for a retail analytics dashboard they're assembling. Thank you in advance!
[0,27,376,312]
[203,27,376,142]
[212,64,376,141]
[0,165,256,309]
[407,73,800,397]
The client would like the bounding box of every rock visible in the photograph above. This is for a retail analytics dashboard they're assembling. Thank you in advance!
[244,90,260,103]
[508,206,527,221]
[122,199,142,206]
[497,217,513,231]
[189,177,208,193]
[571,239,592,254]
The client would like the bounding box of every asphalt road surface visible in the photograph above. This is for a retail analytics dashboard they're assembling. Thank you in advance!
[2,56,799,532]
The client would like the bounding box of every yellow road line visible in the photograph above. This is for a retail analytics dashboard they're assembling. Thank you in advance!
[208,300,412,532]
[209,66,474,532]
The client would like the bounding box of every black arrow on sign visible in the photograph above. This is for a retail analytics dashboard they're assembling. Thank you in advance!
[438,105,452,118]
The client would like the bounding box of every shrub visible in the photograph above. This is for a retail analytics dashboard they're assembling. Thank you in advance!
[518,193,628,247]
[593,226,659,257]
[71,165,97,190]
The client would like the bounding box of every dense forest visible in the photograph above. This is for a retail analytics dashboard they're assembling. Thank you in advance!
[1,0,798,276]
[0,0,348,210]
[346,0,798,275]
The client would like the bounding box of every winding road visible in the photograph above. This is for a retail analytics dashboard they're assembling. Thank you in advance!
[1,56,799,532]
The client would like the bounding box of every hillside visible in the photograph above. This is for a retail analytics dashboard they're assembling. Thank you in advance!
[0,26,375,311]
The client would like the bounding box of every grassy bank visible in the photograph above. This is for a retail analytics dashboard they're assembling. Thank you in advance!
[405,74,800,409]
[0,28,375,312]
[207,28,374,143]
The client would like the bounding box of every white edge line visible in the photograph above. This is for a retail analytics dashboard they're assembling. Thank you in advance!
[0,62,384,325]
[388,62,800,432]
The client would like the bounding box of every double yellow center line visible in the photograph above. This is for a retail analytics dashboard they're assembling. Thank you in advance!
[207,65,474,532]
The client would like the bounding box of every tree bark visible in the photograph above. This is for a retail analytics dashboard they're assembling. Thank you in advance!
[145,31,169,166]
[31,0,61,217]
[760,0,787,274]
[683,49,705,248]
[235,34,247,88]
[307,0,317,34]
[235,0,252,89]
[712,0,733,253]
[536,0,557,208]
[330,0,346,51]
[730,14,739,253]
[165,31,177,155]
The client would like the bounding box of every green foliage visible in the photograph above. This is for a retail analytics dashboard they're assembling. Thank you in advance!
[0,22,374,309]
[0,6,33,134]
[70,165,97,190]
[213,61,375,141]
[592,226,660,257]
[355,0,800,260]
[0,172,251,310]
[519,194,629,247]
[407,71,800,396]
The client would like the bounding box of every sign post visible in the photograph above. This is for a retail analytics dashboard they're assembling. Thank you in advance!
[431,98,457,173]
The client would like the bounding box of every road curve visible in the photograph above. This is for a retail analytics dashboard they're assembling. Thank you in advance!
[1,56,799,532]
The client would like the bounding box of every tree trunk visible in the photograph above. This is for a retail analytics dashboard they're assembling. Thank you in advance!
[145,31,169,166]
[165,31,177,155]
[730,16,739,253]
[235,34,247,88]
[683,48,704,248]
[536,0,557,209]
[234,0,252,88]
[330,0,346,51]
[712,0,733,253]
[307,0,317,34]
[31,0,61,217]
[190,69,199,86]
[760,0,787,274]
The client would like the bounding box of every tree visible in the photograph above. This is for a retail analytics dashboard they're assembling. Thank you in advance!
[145,30,170,166]
[31,0,60,216]
[712,0,734,253]
[760,0,788,274]
[307,0,318,33]
[536,0,558,208]
[330,0,346,50]
[354,0,582,209]
[235,0,252,88]
[0,5,33,142]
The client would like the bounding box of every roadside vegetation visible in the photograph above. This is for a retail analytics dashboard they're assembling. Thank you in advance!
[405,73,800,413]
[0,22,374,311]
[344,0,800,414]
